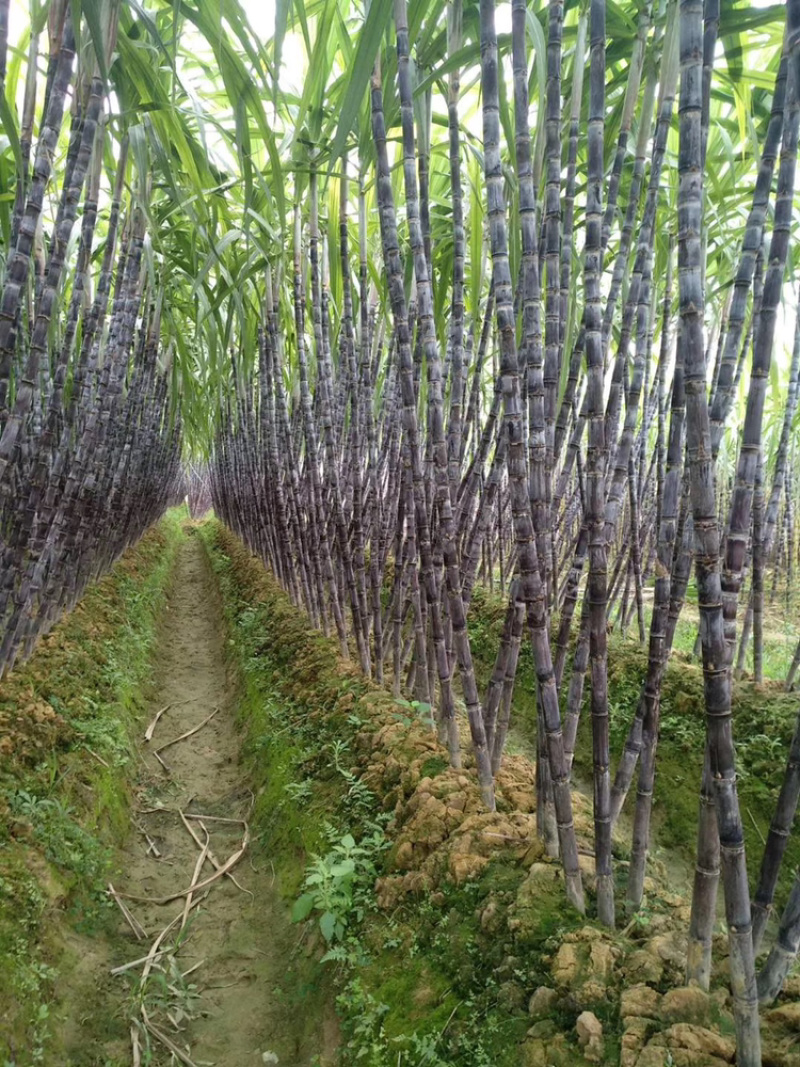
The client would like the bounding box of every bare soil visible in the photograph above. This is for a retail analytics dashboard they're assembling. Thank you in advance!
[58,531,338,1067]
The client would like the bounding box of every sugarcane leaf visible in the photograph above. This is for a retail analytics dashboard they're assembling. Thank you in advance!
[525,10,547,105]
[274,0,292,94]
[0,91,20,179]
[328,0,394,172]
[81,0,110,85]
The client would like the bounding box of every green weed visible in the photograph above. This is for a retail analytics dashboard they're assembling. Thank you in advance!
[292,827,388,943]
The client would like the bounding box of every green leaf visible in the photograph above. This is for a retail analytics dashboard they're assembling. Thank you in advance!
[274,0,292,100]
[291,892,316,922]
[82,0,110,85]
[525,10,547,105]
[328,0,394,172]
[319,911,337,942]
[0,92,21,180]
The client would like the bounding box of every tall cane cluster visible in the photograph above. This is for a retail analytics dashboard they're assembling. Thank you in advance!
[207,0,800,1056]
[0,2,183,677]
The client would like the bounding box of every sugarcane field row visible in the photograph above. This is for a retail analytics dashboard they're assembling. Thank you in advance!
[2,0,800,1064]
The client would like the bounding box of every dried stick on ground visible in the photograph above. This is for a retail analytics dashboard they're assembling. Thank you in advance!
[111,949,170,977]
[108,883,147,940]
[152,749,171,775]
[128,897,208,1065]
[181,829,210,930]
[85,747,110,768]
[135,822,161,858]
[183,812,244,825]
[179,809,252,897]
[181,958,206,979]
[119,830,249,905]
[144,703,173,742]
[142,1019,201,1067]
[155,707,221,756]
[144,699,193,742]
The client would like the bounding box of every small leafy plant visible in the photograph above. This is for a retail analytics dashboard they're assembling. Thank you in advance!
[284,779,314,801]
[393,698,435,731]
[292,829,386,943]
[330,738,379,818]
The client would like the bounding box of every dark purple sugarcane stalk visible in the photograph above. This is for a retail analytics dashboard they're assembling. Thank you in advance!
[601,1,652,251]
[763,300,800,558]
[293,200,347,650]
[309,168,371,673]
[0,13,76,447]
[395,0,496,803]
[460,283,494,467]
[599,49,663,359]
[556,12,587,395]
[709,43,787,458]
[610,243,680,827]
[480,0,584,911]
[491,583,525,776]
[542,0,563,546]
[720,50,799,660]
[582,0,615,926]
[512,0,548,606]
[695,67,799,966]
[679,0,762,1049]
[371,50,466,767]
[445,0,466,502]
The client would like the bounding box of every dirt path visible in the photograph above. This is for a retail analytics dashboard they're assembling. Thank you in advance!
[65,531,337,1067]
